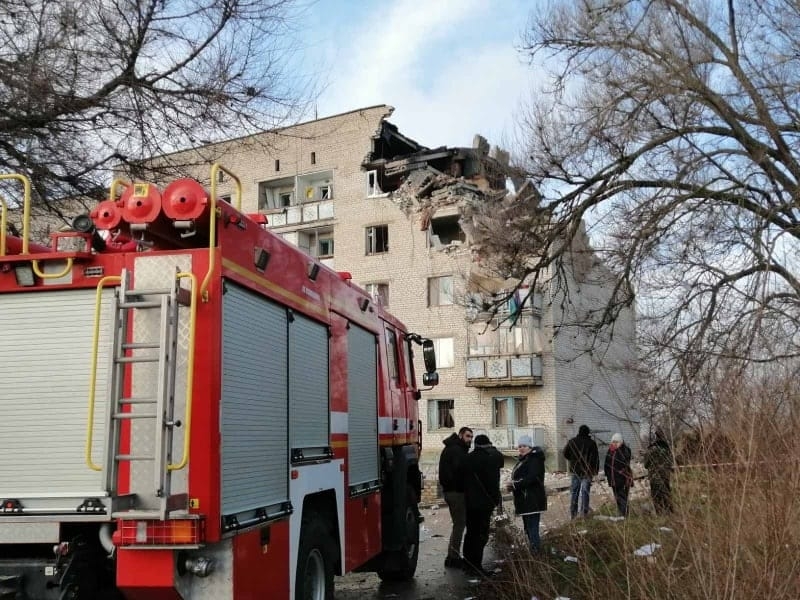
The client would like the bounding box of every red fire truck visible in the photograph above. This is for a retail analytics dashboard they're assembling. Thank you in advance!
[0,165,438,599]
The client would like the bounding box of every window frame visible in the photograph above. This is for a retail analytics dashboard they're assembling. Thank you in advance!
[427,398,455,431]
[385,328,400,387]
[365,224,389,255]
[492,396,529,427]
[427,275,454,307]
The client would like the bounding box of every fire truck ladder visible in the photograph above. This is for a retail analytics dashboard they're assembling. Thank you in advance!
[102,269,192,520]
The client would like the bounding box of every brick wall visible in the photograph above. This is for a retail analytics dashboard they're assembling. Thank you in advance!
[22,104,640,468]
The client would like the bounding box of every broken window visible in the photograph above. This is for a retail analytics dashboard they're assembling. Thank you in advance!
[365,225,389,255]
[298,171,334,203]
[468,315,543,356]
[278,191,293,207]
[257,177,296,211]
[366,170,383,197]
[428,399,455,431]
[493,397,529,427]
[365,282,389,307]
[428,275,454,307]
[428,214,465,248]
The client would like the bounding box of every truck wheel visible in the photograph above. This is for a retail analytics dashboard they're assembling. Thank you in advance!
[377,485,419,582]
[295,515,335,600]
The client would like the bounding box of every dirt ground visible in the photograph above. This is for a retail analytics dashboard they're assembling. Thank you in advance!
[335,480,636,599]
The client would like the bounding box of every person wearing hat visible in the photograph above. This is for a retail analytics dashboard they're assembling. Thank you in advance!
[462,434,503,576]
[563,424,600,519]
[507,435,547,552]
[604,433,633,516]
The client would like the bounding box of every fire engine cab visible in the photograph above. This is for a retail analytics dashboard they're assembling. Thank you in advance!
[0,165,438,600]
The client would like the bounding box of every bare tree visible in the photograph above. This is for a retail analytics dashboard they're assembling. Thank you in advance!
[0,0,308,217]
[478,0,800,397]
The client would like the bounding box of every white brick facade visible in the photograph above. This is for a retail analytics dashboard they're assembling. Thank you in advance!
[22,105,639,467]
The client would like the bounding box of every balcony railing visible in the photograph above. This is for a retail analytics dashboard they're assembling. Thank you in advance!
[469,425,546,451]
[264,199,334,227]
[465,354,543,387]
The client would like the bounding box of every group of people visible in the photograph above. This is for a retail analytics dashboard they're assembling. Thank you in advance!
[563,424,674,518]
[438,427,547,576]
[437,424,674,575]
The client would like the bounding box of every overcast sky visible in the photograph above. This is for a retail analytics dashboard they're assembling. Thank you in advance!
[295,0,536,150]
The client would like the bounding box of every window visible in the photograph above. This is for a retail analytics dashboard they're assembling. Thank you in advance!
[217,170,225,183]
[219,194,231,204]
[311,152,316,165]
[386,328,399,385]
[429,214,465,248]
[428,399,455,431]
[365,225,389,255]
[365,283,389,307]
[493,397,529,427]
[428,275,454,307]
[402,338,415,389]
[297,171,333,203]
[257,177,295,210]
[432,337,454,369]
[278,191,293,207]
[275,159,280,171]
[367,170,383,197]
[318,237,334,258]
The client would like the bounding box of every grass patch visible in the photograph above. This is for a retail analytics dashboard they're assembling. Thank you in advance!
[483,457,800,599]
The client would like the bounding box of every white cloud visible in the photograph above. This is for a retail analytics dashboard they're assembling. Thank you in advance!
[317,0,534,149]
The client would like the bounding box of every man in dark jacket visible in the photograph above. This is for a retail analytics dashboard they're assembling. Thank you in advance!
[438,426,473,568]
[644,428,673,514]
[508,435,547,552]
[604,433,633,516]
[462,434,503,576]
[563,424,600,519]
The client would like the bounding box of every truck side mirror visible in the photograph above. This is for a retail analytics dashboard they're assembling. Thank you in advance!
[422,371,439,387]
[422,339,436,373]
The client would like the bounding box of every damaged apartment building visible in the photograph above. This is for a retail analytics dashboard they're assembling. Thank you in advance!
[357,119,639,463]
[22,104,639,465]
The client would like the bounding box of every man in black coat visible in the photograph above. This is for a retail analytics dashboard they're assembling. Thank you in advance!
[438,426,473,567]
[563,424,600,519]
[462,434,504,576]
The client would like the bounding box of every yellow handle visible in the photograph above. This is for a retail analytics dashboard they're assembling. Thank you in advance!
[109,178,130,202]
[168,272,198,471]
[0,196,6,257]
[0,174,31,255]
[201,163,242,302]
[31,258,73,279]
[86,275,122,471]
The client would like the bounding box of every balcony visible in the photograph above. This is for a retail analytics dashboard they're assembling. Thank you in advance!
[259,170,334,228]
[265,199,334,227]
[465,354,543,387]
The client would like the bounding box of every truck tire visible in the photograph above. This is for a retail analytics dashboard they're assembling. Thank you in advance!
[295,515,335,600]
[377,485,419,582]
